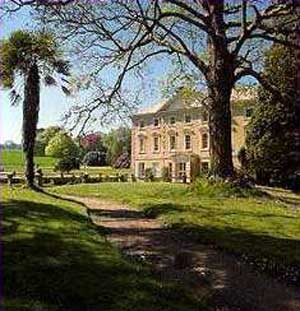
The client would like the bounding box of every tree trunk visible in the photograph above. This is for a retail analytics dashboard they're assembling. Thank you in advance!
[206,0,235,178]
[207,78,234,178]
[23,63,40,188]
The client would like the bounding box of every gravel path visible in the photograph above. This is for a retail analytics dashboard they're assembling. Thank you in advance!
[68,195,300,311]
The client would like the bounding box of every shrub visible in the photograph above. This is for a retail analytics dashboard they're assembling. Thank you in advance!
[45,132,80,159]
[54,157,80,176]
[237,146,249,172]
[161,166,171,182]
[83,151,106,166]
[112,152,130,169]
[190,177,263,198]
[145,168,154,182]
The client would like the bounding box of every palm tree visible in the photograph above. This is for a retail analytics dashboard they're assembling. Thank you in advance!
[0,30,70,188]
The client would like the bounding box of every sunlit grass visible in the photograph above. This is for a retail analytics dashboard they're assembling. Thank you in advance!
[2,186,203,311]
[53,182,300,266]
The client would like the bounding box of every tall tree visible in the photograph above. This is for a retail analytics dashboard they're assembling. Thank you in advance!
[246,45,300,187]
[103,127,131,166]
[0,30,70,188]
[3,0,299,178]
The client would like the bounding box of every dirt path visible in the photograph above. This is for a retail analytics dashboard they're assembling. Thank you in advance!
[68,195,300,311]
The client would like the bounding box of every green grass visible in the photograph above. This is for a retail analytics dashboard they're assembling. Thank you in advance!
[1,149,57,172]
[1,149,130,176]
[53,182,300,267]
[2,186,204,311]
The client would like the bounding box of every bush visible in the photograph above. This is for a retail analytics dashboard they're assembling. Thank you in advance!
[145,168,154,182]
[161,167,171,182]
[83,151,106,167]
[54,157,80,176]
[45,132,80,159]
[286,173,300,193]
[190,177,263,198]
[112,152,130,169]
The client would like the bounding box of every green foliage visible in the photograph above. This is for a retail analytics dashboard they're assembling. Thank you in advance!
[103,127,131,165]
[34,126,62,156]
[54,157,80,174]
[190,178,262,198]
[161,167,171,182]
[82,151,106,167]
[144,168,154,182]
[246,44,300,187]
[0,30,70,93]
[45,132,80,159]
[237,146,249,171]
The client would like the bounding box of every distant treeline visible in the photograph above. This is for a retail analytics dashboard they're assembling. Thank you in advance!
[0,142,22,150]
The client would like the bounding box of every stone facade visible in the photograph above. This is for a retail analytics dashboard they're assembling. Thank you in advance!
[131,94,251,182]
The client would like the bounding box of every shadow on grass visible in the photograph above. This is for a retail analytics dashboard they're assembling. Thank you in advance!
[138,202,300,281]
[141,202,297,220]
[170,223,300,279]
[142,202,187,218]
[1,199,203,311]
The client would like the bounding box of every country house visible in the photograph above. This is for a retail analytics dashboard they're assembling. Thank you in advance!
[131,89,255,182]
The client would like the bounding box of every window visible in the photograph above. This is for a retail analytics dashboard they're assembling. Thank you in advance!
[154,118,159,127]
[185,134,191,150]
[139,137,145,153]
[201,162,209,173]
[140,120,145,128]
[152,162,159,177]
[170,135,176,151]
[202,133,209,149]
[138,163,145,177]
[185,114,191,123]
[153,136,159,152]
[202,110,208,122]
[168,163,173,178]
[245,108,253,118]
[170,116,176,125]
[178,162,186,178]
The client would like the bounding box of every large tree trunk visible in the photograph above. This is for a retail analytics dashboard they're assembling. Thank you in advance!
[207,78,234,178]
[206,0,235,178]
[23,63,40,188]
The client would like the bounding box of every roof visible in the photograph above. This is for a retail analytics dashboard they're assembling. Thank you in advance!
[134,86,257,117]
[134,99,169,116]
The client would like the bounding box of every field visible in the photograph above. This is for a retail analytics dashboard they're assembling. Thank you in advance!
[0,149,130,176]
[2,186,202,311]
[1,149,57,172]
[53,182,300,269]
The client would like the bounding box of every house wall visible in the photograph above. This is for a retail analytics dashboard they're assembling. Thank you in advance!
[131,107,249,178]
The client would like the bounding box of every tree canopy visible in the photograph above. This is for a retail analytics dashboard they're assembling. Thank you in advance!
[246,43,300,187]
[45,131,80,159]
[0,29,71,187]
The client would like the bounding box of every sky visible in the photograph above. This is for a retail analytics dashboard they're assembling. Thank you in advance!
[0,8,167,144]
[0,9,76,144]
[0,4,256,144]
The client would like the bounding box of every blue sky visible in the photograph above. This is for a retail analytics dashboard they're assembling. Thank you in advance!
[0,5,255,144]
[0,9,167,144]
[0,10,77,143]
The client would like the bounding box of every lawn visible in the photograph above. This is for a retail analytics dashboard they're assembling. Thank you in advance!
[1,149,130,176]
[53,182,300,269]
[2,186,203,311]
[1,149,57,172]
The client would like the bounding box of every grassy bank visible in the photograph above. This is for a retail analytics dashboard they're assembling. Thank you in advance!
[53,182,300,268]
[2,186,203,311]
[1,149,57,172]
[1,149,130,176]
